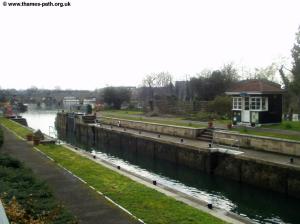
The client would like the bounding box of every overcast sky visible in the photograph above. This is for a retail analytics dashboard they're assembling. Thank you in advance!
[1,0,300,90]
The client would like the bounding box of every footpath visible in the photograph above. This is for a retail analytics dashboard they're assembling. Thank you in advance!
[0,128,139,224]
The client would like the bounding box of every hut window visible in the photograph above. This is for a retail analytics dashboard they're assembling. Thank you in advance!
[233,97,242,110]
[250,97,268,111]
[250,97,261,110]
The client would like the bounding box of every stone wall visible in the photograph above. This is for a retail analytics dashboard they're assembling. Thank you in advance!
[99,116,204,139]
[213,130,300,157]
[55,112,300,198]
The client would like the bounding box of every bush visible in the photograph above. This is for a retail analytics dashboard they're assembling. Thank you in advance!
[193,112,220,121]
[0,154,76,223]
[207,95,232,118]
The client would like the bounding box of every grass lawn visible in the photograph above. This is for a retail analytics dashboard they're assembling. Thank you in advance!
[261,121,300,132]
[100,110,206,128]
[0,118,227,224]
[236,128,300,142]
[0,117,32,139]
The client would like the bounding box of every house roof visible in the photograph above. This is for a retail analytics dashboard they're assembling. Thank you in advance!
[226,79,285,95]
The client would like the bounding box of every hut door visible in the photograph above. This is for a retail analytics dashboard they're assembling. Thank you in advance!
[242,97,250,122]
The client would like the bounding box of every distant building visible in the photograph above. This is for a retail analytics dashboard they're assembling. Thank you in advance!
[63,97,80,110]
[226,79,284,125]
[83,98,96,109]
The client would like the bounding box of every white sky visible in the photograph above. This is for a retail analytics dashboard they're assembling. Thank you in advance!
[1,0,300,90]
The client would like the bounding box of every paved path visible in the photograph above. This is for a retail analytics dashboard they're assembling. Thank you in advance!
[96,123,300,169]
[0,127,139,224]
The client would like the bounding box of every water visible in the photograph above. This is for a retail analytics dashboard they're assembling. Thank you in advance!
[20,109,58,137]
[21,109,300,224]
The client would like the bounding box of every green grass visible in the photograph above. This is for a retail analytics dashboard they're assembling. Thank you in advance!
[0,117,32,139]
[37,144,226,224]
[261,121,300,132]
[101,111,205,128]
[0,118,226,224]
[236,128,300,142]
[102,109,144,116]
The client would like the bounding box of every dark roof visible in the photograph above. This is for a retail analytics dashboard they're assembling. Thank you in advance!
[226,79,284,94]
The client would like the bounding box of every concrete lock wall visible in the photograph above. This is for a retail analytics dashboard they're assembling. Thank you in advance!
[214,130,300,157]
[55,113,300,198]
[99,116,204,139]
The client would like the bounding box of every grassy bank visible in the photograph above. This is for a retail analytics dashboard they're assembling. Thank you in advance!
[262,121,300,132]
[37,144,225,224]
[0,117,32,139]
[100,110,205,128]
[0,118,226,224]
[236,128,300,142]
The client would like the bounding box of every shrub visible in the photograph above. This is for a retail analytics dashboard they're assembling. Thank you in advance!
[0,154,76,223]
[207,95,232,118]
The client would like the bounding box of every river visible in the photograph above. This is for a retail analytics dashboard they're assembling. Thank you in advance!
[21,109,300,224]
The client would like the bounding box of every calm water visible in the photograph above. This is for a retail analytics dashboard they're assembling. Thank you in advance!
[21,110,58,137]
[22,109,300,224]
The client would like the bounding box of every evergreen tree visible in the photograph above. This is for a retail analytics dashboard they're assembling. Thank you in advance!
[290,26,300,110]
[291,26,300,97]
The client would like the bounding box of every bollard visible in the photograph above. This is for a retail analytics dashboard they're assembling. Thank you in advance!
[152,180,157,185]
[117,166,121,170]
[207,204,213,209]
[158,134,160,138]
[290,157,294,164]
[93,155,96,159]
[111,125,113,129]
[180,138,184,143]
[208,143,212,148]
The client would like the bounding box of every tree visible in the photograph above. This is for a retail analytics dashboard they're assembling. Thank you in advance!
[102,87,131,109]
[141,72,174,111]
[291,25,300,103]
[253,63,278,81]
[189,64,239,101]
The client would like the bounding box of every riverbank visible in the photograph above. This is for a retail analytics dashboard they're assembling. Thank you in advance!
[0,118,231,224]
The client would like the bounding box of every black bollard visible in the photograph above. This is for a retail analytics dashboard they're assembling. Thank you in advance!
[180,138,184,143]
[152,180,157,185]
[290,157,294,164]
[208,143,212,148]
[93,155,96,159]
[207,204,213,209]
[117,166,121,170]
[158,134,160,138]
